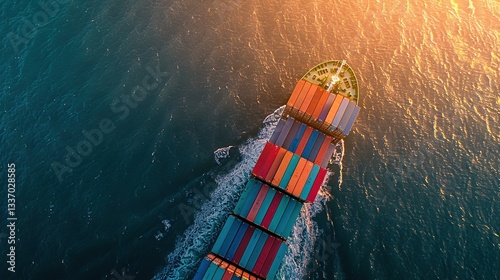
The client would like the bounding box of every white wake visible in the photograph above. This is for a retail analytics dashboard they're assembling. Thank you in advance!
[153,106,343,280]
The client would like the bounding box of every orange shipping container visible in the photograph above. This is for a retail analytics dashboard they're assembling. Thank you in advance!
[299,85,318,113]
[265,148,287,182]
[319,94,336,122]
[324,94,344,125]
[271,151,294,186]
[305,87,323,117]
[292,82,312,110]
[234,268,243,277]
[285,157,307,193]
[312,90,330,120]
[286,80,306,107]
[292,161,314,197]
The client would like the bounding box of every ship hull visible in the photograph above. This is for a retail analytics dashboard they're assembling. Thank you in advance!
[194,60,360,280]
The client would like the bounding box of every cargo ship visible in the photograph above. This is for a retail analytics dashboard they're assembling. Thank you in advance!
[194,60,360,280]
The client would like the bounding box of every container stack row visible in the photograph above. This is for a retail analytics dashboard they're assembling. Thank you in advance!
[195,78,359,280]
[251,142,328,203]
[283,80,360,141]
[200,215,289,280]
[233,178,304,238]
[269,117,336,168]
[194,253,262,280]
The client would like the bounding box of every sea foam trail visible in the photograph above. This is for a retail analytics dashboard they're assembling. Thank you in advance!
[153,106,343,280]
[278,145,344,279]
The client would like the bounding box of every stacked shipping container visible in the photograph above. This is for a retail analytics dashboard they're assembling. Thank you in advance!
[194,253,263,280]
[194,77,360,280]
[283,80,360,141]
[251,143,328,203]
[233,179,304,238]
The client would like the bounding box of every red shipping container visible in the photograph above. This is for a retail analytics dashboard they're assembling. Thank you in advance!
[305,87,323,117]
[265,148,287,182]
[252,142,274,177]
[252,236,276,275]
[247,187,269,222]
[255,144,280,179]
[258,236,283,277]
[312,90,330,120]
[314,136,332,165]
[306,168,328,202]
[232,226,255,264]
[299,85,318,113]
[295,126,313,156]
[261,192,284,228]
[222,270,233,280]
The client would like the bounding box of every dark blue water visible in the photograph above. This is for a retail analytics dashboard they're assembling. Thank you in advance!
[1,0,499,279]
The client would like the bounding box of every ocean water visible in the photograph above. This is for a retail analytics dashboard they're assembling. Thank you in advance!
[0,0,499,279]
